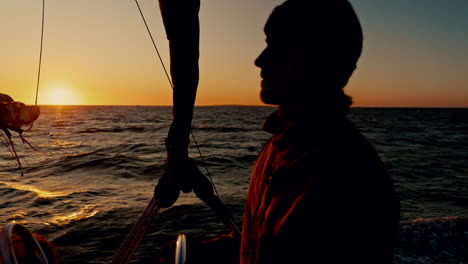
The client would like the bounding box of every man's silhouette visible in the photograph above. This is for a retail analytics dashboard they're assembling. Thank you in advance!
[156,0,400,263]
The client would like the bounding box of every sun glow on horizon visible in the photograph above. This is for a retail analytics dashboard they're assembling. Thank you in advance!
[41,83,82,105]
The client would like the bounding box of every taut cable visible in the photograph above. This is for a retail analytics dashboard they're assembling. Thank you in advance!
[35,0,45,106]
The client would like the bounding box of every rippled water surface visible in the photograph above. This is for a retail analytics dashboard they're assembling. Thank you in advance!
[1,106,467,264]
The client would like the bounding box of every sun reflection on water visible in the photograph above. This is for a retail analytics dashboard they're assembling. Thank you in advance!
[48,140,82,149]
[0,181,70,198]
[7,210,28,221]
[48,205,99,226]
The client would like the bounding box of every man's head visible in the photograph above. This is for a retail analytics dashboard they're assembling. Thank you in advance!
[255,0,363,107]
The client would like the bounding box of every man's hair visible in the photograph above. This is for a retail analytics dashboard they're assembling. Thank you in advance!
[266,0,363,72]
[265,0,363,112]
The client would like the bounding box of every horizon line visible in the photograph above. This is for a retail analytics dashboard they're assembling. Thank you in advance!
[36,104,468,109]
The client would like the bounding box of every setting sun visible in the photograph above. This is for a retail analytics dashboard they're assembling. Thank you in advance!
[41,83,81,105]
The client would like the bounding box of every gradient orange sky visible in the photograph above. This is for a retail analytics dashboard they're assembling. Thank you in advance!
[1,0,467,107]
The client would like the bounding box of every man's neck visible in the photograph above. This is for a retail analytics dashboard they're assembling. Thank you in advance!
[277,104,307,124]
[277,102,347,125]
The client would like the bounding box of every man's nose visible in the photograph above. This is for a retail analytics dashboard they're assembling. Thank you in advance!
[254,49,267,68]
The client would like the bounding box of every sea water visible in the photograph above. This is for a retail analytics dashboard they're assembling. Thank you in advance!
[0,106,467,264]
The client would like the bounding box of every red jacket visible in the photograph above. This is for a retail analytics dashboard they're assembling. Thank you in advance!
[202,111,399,264]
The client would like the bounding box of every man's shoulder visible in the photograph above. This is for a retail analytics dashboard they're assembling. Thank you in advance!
[277,119,385,172]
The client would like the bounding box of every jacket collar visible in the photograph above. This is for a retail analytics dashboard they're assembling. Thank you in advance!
[262,110,352,149]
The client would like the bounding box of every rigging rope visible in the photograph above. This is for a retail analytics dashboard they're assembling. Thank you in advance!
[0,132,15,161]
[135,0,173,89]
[7,134,23,177]
[111,197,160,264]
[35,0,45,106]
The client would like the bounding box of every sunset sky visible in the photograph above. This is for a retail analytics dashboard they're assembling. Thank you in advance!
[1,0,467,107]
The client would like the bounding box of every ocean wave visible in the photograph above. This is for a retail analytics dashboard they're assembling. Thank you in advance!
[0,180,70,199]
[396,217,468,264]
[48,132,72,136]
[0,180,109,201]
[77,126,146,134]
[192,125,250,133]
[1,106,466,264]
[47,205,99,226]
[196,155,256,169]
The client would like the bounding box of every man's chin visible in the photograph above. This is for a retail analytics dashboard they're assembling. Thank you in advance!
[260,89,281,105]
